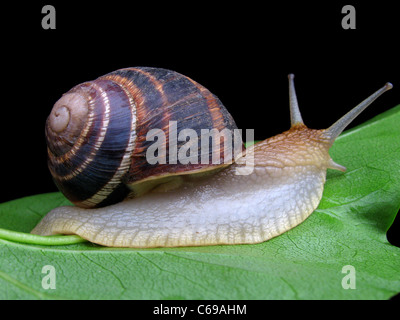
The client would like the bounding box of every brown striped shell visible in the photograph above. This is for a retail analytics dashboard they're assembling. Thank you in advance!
[46,67,241,208]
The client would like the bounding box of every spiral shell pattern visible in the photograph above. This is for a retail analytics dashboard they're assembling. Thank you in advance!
[46,67,239,208]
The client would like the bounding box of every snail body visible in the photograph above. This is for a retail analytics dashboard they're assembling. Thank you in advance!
[32,69,392,247]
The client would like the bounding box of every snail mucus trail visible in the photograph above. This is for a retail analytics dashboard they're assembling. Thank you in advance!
[32,67,393,248]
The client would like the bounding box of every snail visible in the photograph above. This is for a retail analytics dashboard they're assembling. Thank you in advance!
[31,67,393,248]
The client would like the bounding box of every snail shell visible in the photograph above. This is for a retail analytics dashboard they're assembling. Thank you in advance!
[46,67,240,208]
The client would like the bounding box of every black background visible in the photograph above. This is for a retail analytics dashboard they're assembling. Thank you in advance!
[1,2,399,249]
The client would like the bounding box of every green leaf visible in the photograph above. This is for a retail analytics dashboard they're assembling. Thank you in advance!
[1,106,400,300]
